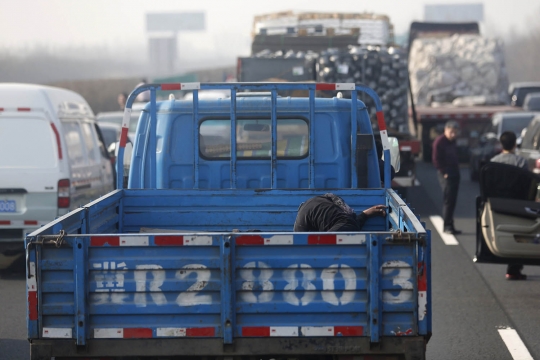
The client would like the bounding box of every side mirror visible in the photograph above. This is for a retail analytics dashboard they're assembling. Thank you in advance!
[388,137,401,173]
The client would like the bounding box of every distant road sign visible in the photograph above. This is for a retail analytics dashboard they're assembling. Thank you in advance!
[146,12,205,32]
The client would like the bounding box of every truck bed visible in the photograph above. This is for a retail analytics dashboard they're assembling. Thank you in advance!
[26,188,430,359]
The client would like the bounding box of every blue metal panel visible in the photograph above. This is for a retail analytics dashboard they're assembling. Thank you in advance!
[74,237,87,345]
[368,234,381,342]
[351,90,358,188]
[234,237,369,335]
[220,235,234,343]
[193,90,200,189]
[149,88,157,189]
[271,90,277,188]
[309,89,315,188]
[230,90,237,188]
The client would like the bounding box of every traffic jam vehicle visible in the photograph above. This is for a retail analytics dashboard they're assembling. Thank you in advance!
[26,82,431,360]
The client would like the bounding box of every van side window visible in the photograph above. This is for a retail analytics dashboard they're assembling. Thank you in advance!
[81,122,99,164]
[62,121,87,167]
[200,118,308,159]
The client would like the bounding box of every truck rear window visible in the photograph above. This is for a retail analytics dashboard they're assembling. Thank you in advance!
[200,119,308,159]
[0,117,57,168]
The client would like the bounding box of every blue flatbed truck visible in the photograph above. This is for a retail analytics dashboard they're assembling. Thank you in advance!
[25,82,431,360]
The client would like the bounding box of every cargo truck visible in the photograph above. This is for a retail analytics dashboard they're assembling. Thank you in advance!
[26,82,431,360]
[238,11,419,197]
[407,22,516,162]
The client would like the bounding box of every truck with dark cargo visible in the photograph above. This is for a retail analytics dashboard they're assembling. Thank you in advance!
[237,11,419,197]
[25,82,431,360]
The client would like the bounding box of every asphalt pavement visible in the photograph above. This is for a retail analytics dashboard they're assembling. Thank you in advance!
[0,161,538,360]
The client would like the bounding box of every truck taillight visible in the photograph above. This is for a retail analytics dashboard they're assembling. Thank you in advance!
[58,179,70,208]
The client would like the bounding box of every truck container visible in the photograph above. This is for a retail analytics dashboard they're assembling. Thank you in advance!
[26,82,431,360]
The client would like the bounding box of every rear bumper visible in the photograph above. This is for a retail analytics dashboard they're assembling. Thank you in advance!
[29,337,427,359]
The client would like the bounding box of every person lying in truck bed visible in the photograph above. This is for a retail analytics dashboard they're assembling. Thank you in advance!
[293,193,387,232]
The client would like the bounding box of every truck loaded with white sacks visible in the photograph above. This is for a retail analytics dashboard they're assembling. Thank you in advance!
[237,11,420,195]
[407,21,517,163]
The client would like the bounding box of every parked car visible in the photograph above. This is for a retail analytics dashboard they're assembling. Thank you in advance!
[469,112,535,181]
[0,83,114,269]
[518,114,540,174]
[508,82,540,107]
[523,92,540,111]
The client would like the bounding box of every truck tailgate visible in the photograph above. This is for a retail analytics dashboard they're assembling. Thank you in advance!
[27,231,428,344]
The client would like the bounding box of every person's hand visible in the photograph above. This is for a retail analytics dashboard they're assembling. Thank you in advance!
[444,173,448,179]
[363,205,387,217]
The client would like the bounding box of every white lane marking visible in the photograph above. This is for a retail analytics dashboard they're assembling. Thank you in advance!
[498,328,534,360]
[428,215,459,245]
[414,179,421,186]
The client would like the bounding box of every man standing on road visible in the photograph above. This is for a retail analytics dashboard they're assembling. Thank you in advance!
[490,131,528,280]
[432,121,462,235]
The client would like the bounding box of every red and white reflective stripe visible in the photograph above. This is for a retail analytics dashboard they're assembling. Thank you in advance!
[94,327,215,338]
[43,327,72,338]
[236,234,294,246]
[315,83,355,91]
[242,326,299,337]
[154,235,212,246]
[302,326,363,336]
[94,328,152,339]
[0,220,46,227]
[90,236,149,247]
[119,108,132,148]
[160,83,201,91]
[90,235,212,246]
[156,327,215,337]
[307,234,365,245]
[236,234,365,246]
[27,261,38,321]
[375,110,390,150]
[418,262,427,321]
[242,326,363,337]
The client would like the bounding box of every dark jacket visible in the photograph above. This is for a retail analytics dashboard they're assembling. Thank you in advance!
[293,195,368,232]
[432,134,460,177]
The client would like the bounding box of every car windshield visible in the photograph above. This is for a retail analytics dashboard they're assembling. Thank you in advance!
[100,127,119,148]
[500,116,534,135]
[97,112,141,134]
[514,87,540,106]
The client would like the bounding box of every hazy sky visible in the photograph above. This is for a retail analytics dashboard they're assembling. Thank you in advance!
[1,0,538,59]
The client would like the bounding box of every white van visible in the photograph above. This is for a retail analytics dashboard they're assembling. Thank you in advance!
[0,83,114,269]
